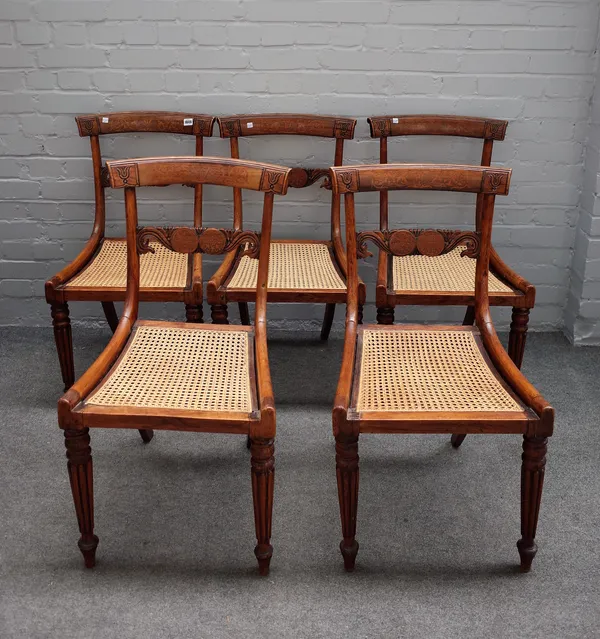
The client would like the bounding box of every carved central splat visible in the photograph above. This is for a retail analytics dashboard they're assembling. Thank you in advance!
[288,168,329,189]
[136,226,261,257]
[356,229,481,259]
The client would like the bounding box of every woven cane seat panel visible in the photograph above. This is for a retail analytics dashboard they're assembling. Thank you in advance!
[355,328,522,413]
[87,324,253,413]
[65,239,189,289]
[392,246,513,294]
[227,242,346,291]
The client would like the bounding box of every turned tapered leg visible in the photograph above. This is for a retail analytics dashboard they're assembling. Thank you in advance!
[64,428,98,569]
[238,302,250,326]
[336,434,359,572]
[321,303,336,341]
[250,438,275,576]
[51,302,74,391]
[101,301,119,333]
[210,304,229,324]
[185,303,203,323]
[517,436,547,573]
[508,308,530,369]
[376,306,394,325]
[462,305,476,326]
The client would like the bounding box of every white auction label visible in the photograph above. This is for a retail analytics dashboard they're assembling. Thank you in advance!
[392,118,398,124]
[247,122,253,128]
[102,117,109,123]
[183,118,193,126]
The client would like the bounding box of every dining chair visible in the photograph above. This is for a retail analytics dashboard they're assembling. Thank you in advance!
[367,115,535,369]
[57,156,291,575]
[208,113,365,339]
[330,162,554,573]
[46,111,214,393]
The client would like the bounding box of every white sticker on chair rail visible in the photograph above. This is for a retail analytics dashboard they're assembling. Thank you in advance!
[102,117,109,123]
[183,118,193,126]
[392,117,399,124]
[247,122,253,128]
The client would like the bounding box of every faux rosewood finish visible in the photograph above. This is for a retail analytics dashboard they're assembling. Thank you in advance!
[136,226,262,258]
[331,163,554,572]
[51,302,74,391]
[47,112,214,392]
[209,114,364,339]
[356,228,480,260]
[367,114,508,140]
[508,308,530,370]
[57,157,290,574]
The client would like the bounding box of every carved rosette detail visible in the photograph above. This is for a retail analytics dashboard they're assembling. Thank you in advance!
[136,226,261,258]
[77,116,99,137]
[111,163,139,188]
[337,169,360,193]
[356,229,481,259]
[288,167,329,189]
[334,119,355,139]
[483,120,508,141]
[221,118,242,137]
[259,168,287,194]
[370,118,391,137]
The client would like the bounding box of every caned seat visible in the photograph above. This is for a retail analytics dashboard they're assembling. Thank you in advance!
[84,322,256,416]
[352,326,528,418]
[368,115,535,370]
[392,246,514,295]
[330,163,553,574]
[46,112,214,393]
[227,241,346,292]
[57,157,291,576]
[64,240,189,291]
[208,114,365,338]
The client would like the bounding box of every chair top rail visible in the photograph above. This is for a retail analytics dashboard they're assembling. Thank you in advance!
[329,163,511,195]
[106,156,291,194]
[368,115,508,141]
[76,111,215,137]
[217,113,357,139]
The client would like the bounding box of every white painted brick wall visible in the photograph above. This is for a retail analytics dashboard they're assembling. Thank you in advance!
[0,0,598,331]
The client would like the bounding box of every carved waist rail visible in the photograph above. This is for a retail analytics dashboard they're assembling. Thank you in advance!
[356,229,481,259]
[136,227,261,258]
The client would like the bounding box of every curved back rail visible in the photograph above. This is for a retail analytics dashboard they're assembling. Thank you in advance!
[367,115,508,230]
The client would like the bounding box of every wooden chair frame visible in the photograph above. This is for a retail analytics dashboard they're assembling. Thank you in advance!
[45,111,215,392]
[208,113,365,338]
[330,163,553,573]
[367,115,535,368]
[57,156,292,576]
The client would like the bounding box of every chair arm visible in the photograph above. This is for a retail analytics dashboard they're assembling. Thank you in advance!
[207,250,238,296]
[490,247,534,299]
[333,319,358,431]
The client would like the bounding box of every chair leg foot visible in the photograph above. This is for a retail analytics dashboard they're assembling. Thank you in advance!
[51,302,74,391]
[210,304,229,324]
[101,301,119,333]
[64,428,98,569]
[138,429,154,443]
[185,304,203,323]
[462,305,476,326]
[250,438,274,576]
[508,308,530,369]
[517,435,547,573]
[450,434,467,448]
[336,434,359,572]
[376,306,394,325]
[320,303,336,340]
[238,302,250,325]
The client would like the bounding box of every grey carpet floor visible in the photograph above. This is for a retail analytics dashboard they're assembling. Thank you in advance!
[0,326,599,639]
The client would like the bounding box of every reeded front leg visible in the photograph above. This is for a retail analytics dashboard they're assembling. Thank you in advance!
[336,434,359,571]
[508,308,530,369]
[51,302,74,391]
[376,306,394,325]
[517,436,547,573]
[210,304,229,324]
[320,303,336,341]
[64,428,98,569]
[238,302,250,326]
[185,303,203,323]
[250,438,274,576]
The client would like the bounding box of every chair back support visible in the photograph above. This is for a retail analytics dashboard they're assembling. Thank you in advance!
[75,111,215,236]
[106,156,291,333]
[329,163,511,326]
[216,114,357,269]
[367,114,508,230]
